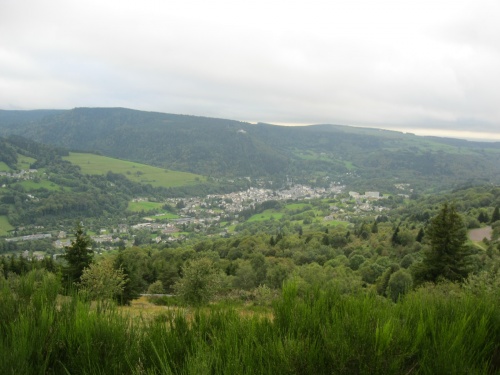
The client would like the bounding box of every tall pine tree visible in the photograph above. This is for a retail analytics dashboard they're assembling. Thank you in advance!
[413,203,470,285]
[64,223,93,285]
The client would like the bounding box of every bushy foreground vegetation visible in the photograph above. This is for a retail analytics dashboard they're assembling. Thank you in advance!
[1,269,500,374]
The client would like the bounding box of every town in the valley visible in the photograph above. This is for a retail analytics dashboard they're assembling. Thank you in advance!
[3,179,413,257]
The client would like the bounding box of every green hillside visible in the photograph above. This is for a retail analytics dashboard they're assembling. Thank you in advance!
[1,107,500,192]
[63,152,205,188]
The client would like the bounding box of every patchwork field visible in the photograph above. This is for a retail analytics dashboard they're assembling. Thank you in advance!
[63,152,205,188]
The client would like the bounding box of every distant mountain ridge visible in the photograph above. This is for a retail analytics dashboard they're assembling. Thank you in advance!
[1,107,500,192]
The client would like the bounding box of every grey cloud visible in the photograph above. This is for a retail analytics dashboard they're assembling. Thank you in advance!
[0,0,499,139]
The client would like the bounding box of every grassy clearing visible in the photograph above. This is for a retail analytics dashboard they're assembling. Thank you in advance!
[146,212,180,220]
[0,162,10,171]
[247,210,284,222]
[344,160,356,170]
[18,179,66,191]
[119,296,186,321]
[0,215,14,236]
[16,154,36,170]
[63,152,205,188]
[127,201,164,212]
[284,203,310,211]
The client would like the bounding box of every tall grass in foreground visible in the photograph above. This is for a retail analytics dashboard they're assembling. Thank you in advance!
[1,271,499,374]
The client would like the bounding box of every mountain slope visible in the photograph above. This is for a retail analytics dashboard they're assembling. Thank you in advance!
[1,107,500,192]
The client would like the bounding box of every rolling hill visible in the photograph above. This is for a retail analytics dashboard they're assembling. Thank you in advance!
[1,107,500,192]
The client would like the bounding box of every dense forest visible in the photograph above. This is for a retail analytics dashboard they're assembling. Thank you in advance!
[1,108,500,191]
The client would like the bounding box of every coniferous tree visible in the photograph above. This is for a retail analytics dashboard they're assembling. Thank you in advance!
[477,211,489,224]
[113,250,143,305]
[416,228,425,243]
[64,223,93,285]
[491,206,500,224]
[391,224,401,246]
[413,203,470,285]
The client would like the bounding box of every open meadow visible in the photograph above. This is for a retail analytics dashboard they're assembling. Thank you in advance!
[0,215,13,236]
[63,152,205,188]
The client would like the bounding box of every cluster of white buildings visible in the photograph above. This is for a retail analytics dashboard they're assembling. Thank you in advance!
[0,169,38,179]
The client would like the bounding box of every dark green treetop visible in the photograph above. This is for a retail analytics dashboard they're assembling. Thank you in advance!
[491,206,500,224]
[64,223,93,284]
[413,203,470,285]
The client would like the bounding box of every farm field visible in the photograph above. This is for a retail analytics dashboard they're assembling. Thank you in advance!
[17,154,36,170]
[18,179,66,191]
[144,212,180,220]
[0,162,10,171]
[0,215,14,236]
[247,210,284,222]
[63,152,205,188]
[127,201,164,212]
[284,203,311,211]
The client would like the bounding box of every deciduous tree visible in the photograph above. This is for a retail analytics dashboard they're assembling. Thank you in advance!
[173,257,225,305]
[80,257,126,301]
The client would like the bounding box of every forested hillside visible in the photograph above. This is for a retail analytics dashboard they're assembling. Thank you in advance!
[1,108,500,192]
[0,135,239,242]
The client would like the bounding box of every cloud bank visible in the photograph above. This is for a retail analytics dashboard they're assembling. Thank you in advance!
[1,0,499,139]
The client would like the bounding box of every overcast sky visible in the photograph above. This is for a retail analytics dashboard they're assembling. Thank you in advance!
[1,0,499,140]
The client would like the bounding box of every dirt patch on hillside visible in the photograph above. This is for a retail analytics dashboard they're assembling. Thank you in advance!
[469,226,492,242]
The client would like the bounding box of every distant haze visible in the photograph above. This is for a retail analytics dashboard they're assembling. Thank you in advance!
[1,0,499,140]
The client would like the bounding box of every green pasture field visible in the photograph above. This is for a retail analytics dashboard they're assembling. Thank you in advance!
[127,201,164,212]
[0,162,10,171]
[18,180,66,191]
[344,161,356,170]
[248,210,284,222]
[63,152,205,188]
[284,203,311,211]
[145,212,180,220]
[17,154,36,170]
[0,215,14,236]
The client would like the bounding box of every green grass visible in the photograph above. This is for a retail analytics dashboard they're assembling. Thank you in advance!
[16,154,36,170]
[247,210,284,222]
[284,203,310,211]
[127,201,164,212]
[344,161,356,170]
[0,162,10,172]
[18,180,66,191]
[2,272,500,374]
[0,215,14,236]
[63,152,205,188]
[147,212,180,220]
